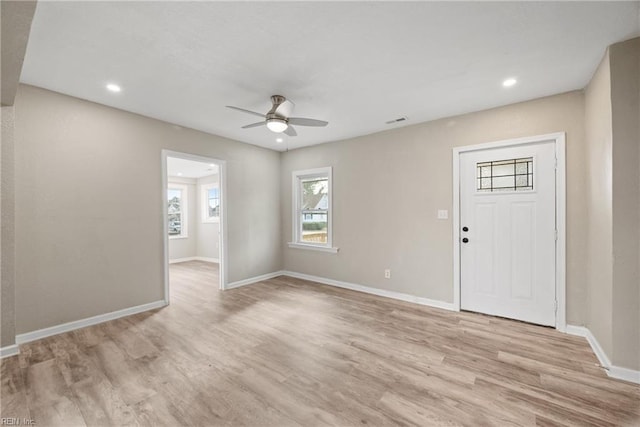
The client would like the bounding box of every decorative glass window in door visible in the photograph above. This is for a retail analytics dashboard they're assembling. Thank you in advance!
[477,157,533,192]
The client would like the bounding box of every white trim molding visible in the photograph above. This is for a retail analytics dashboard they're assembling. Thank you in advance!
[16,300,167,345]
[0,344,19,359]
[452,132,567,331]
[566,325,640,384]
[287,242,339,253]
[226,271,285,290]
[162,150,228,300]
[291,166,336,252]
[282,271,456,312]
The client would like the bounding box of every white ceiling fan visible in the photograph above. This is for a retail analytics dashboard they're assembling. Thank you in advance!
[226,95,328,137]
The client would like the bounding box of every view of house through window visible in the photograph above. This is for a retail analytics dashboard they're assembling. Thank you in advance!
[168,187,185,237]
[301,177,329,244]
[202,183,220,222]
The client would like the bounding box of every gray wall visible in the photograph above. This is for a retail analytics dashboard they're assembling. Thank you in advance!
[167,177,198,261]
[584,51,614,359]
[583,38,640,371]
[14,84,281,334]
[0,1,36,106]
[1,106,16,347]
[197,173,220,260]
[281,91,588,325]
[609,38,639,370]
[0,0,35,350]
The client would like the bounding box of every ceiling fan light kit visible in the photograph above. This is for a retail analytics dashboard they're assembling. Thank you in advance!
[266,118,288,133]
[227,95,328,138]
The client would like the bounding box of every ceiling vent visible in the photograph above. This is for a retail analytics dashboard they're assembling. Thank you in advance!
[385,116,408,125]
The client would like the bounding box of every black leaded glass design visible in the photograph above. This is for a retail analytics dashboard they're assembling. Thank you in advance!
[477,157,533,192]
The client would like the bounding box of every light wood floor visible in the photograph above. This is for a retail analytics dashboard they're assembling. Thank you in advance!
[2,261,639,426]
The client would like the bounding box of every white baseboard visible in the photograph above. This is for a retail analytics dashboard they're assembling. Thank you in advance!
[608,365,640,384]
[281,270,457,312]
[169,256,219,264]
[16,300,167,345]
[566,324,640,384]
[0,344,19,359]
[225,271,285,290]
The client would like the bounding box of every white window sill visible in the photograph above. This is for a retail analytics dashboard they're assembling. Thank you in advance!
[288,242,339,253]
[202,219,220,224]
[169,235,189,240]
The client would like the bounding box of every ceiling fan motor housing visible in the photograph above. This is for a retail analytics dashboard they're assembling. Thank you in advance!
[269,95,294,118]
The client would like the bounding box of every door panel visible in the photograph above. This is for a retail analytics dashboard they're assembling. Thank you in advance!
[460,141,556,326]
[474,203,496,294]
[511,201,535,300]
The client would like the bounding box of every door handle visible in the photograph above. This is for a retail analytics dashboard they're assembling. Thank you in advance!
[462,238,469,243]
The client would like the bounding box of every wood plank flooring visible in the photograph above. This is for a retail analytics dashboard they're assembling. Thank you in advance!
[2,261,639,426]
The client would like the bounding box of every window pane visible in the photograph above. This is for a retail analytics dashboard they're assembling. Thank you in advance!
[492,163,514,177]
[168,188,183,235]
[515,160,529,174]
[479,177,492,190]
[302,178,328,210]
[301,211,327,243]
[492,175,515,188]
[208,199,219,217]
[205,186,220,219]
[168,213,181,235]
[168,189,181,214]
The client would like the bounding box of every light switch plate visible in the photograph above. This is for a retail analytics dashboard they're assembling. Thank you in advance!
[437,209,449,219]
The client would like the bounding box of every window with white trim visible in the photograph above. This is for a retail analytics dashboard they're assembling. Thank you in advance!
[168,184,188,238]
[289,167,337,253]
[202,183,220,223]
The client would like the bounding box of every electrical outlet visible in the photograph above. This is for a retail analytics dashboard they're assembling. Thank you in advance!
[437,209,449,219]
[384,269,391,279]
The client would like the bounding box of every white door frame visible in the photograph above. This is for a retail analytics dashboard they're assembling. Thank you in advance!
[452,132,566,332]
[161,149,229,304]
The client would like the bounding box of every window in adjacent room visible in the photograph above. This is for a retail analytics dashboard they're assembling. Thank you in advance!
[289,167,337,253]
[168,184,188,238]
[202,183,220,223]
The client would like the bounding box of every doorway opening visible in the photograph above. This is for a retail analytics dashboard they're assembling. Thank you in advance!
[162,150,227,304]
[452,133,566,331]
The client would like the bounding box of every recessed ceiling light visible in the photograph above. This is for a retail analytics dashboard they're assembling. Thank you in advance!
[276,138,283,143]
[502,78,517,87]
[106,83,121,92]
[208,164,215,167]
[177,172,183,176]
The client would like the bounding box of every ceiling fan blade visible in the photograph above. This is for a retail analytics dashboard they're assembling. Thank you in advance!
[283,126,297,137]
[241,121,266,129]
[288,117,328,127]
[226,106,265,118]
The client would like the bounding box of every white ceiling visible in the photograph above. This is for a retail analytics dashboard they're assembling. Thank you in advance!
[21,2,639,152]
[167,157,218,179]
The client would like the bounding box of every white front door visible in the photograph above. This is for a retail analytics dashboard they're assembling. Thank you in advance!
[460,140,556,326]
